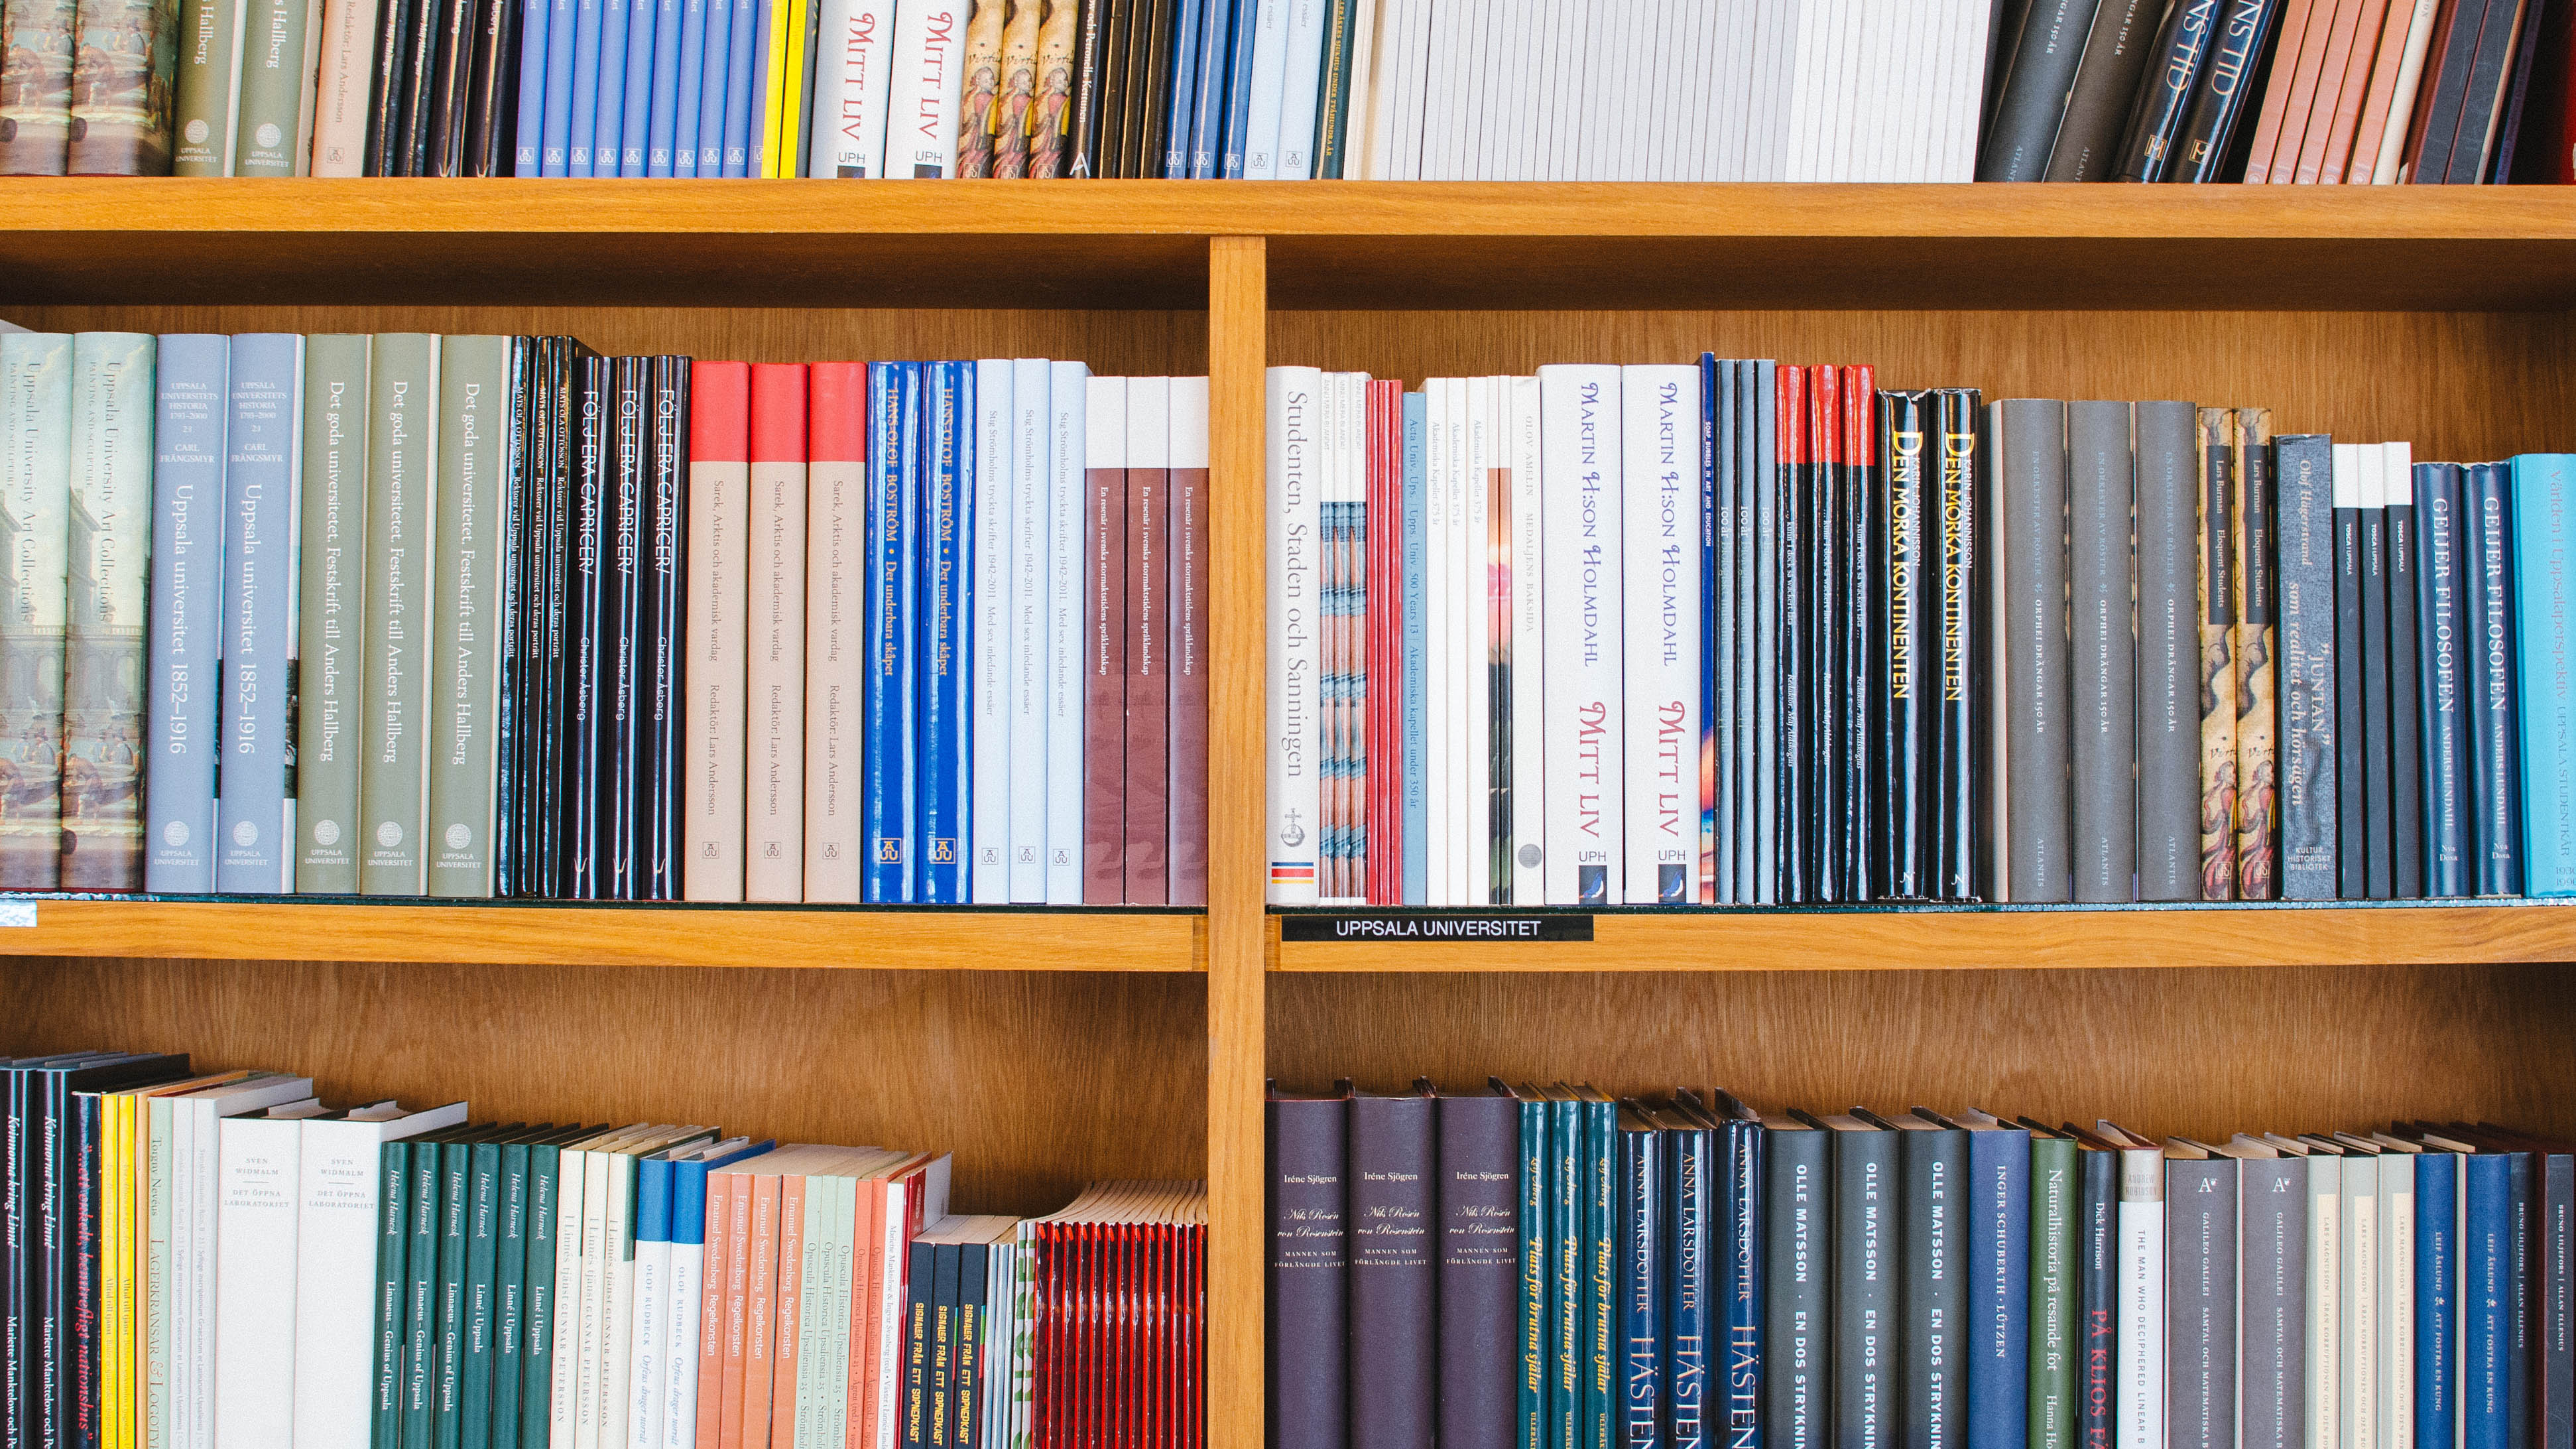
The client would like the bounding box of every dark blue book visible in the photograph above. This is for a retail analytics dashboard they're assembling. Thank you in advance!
[865,362,921,903]
[1619,1107,1666,1449]
[1707,1090,1766,1449]
[644,0,684,171]
[1186,0,1232,177]
[2418,463,2474,897]
[1440,1084,1518,1449]
[1955,1111,2030,1449]
[1217,0,1258,176]
[1350,1085,1434,1449]
[2275,435,2339,899]
[567,353,613,899]
[2452,1139,2522,1449]
[1580,1089,1617,1449]
[1869,1109,1963,1449]
[2463,462,2523,895]
[2337,460,2368,898]
[1762,1113,1828,1449]
[1163,0,1203,176]
[607,355,648,900]
[591,0,635,176]
[916,361,971,903]
[2473,1124,2576,1449]
[2418,1144,2460,1449]
[1654,1101,1715,1449]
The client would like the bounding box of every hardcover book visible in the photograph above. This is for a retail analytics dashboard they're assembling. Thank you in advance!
[804,361,867,905]
[2464,461,2522,895]
[1087,371,1129,903]
[2136,401,2201,901]
[292,334,370,894]
[745,362,806,902]
[2276,434,2337,901]
[60,333,155,891]
[145,333,229,893]
[426,336,515,898]
[0,332,71,888]
[919,360,973,903]
[2233,408,2278,899]
[2514,454,2576,895]
[1537,363,1623,907]
[969,359,1010,901]
[2067,400,2136,903]
[2415,462,2472,897]
[2385,448,2424,898]
[1046,359,1087,905]
[1168,375,1211,907]
[2195,407,2241,901]
[357,332,439,896]
[214,333,304,895]
[1122,375,1169,905]
[683,360,750,901]
[1619,363,1701,905]
[1264,368,1312,903]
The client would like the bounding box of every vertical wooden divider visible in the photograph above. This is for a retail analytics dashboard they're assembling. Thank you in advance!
[1206,233,1268,1444]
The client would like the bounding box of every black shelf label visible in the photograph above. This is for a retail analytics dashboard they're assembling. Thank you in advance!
[1280,914,1595,942]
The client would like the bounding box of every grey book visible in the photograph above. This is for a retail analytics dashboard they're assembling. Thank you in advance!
[170,0,247,174]
[60,333,156,891]
[1713,358,1737,905]
[145,334,228,893]
[2231,1138,2307,1449]
[357,333,439,895]
[2166,1142,2239,1449]
[2274,435,2337,901]
[1977,0,2103,180]
[2067,401,2135,903]
[2134,401,2201,901]
[1765,1113,1829,1449]
[426,336,513,897]
[214,332,303,894]
[294,334,369,893]
[1993,400,2072,903]
[2042,0,2162,180]
[1733,361,1757,905]
[229,0,322,174]
[1804,1110,1898,1449]
[1871,1109,1967,1449]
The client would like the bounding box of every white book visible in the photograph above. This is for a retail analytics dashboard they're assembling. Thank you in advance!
[1241,0,1291,177]
[1045,363,1089,904]
[804,379,866,905]
[1277,0,1327,177]
[1315,373,1353,903]
[810,0,895,175]
[874,1160,953,1449]
[1618,364,1701,904]
[1440,377,1470,901]
[306,0,376,173]
[1009,358,1051,903]
[2373,0,2443,182]
[212,1112,316,1449]
[1414,0,1453,178]
[605,1133,705,1449]
[182,1082,314,1449]
[1354,0,1400,176]
[1397,0,1436,178]
[1265,367,1325,904]
[288,1101,467,1449]
[1890,0,1928,180]
[2341,1144,2380,1449]
[684,368,751,903]
[971,358,1013,901]
[2366,1134,2418,1449]
[1420,378,1450,903]
[882,0,967,176]
[1947,0,1996,181]
[627,1182,671,1449]
[1465,0,1499,177]
[2269,1133,2341,1449]
[745,385,806,903]
[2104,1123,2164,1449]
[574,1139,629,1449]
[1344,0,1384,176]
[1538,364,1624,905]
[550,1131,612,1449]
[1506,375,1546,903]
[1462,377,1493,901]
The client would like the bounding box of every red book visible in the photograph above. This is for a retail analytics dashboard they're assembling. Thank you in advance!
[1166,379,1210,907]
[1125,378,1172,905]
[1083,378,1129,904]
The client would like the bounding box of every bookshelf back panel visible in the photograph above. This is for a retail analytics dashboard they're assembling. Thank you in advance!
[1268,964,2576,1145]
[1270,310,2576,465]
[2,958,1207,1218]
[7,308,1211,378]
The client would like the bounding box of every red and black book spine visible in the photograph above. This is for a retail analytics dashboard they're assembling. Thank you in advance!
[1843,365,1878,901]
[1084,408,1128,905]
[1811,363,1845,901]
[1125,399,1171,906]
[1776,365,1810,904]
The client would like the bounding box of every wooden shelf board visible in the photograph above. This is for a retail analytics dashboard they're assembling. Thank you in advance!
[1267,901,2576,972]
[6,181,2575,309]
[0,897,1203,969]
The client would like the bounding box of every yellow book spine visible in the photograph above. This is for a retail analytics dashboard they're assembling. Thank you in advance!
[761,0,793,176]
[778,0,811,177]
[135,1099,156,1449]
[107,1095,129,1449]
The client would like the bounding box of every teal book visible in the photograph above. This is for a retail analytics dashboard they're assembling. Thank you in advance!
[0,332,72,888]
[2513,454,2576,895]
[491,1133,543,1449]
[1580,1088,1617,1449]
[520,1139,569,1447]
[374,1139,413,1449]
[435,1137,473,1449]
[1501,1080,1547,1449]
[404,1129,453,1449]
[1548,1088,1580,1449]
[460,1135,507,1447]
[60,332,154,890]
[2024,1125,2078,1449]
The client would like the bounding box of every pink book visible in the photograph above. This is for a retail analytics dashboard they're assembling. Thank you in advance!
[2318,0,2396,180]
[1165,378,1210,907]
[1083,377,1129,904]
[737,1170,786,1446]
[2243,0,2328,180]
[2270,0,2359,178]
[2294,0,2376,182]
[1124,377,1172,906]
[692,1166,737,1449]
[2346,0,2432,180]
[768,1170,808,1444]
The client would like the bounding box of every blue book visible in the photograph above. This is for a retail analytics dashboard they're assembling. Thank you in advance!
[1164,0,1203,178]
[1961,1113,2030,1449]
[1216,0,1258,176]
[720,0,757,173]
[1186,0,1232,178]
[566,0,606,173]
[1710,1092,1764,1449]
[2418,462,2474,897]
[635,1153,672,1257]
[1658,1105,1711,1449]
[2418,1147,2459,1449]
[621,0,663,173]
[1548,1091,1581,1449]
[1580,1092,1617,1449]
[2465,461,2524,895]
[646,0,686,172]
[145,334,227,895]
[214,334,302,895]
[918,361,972,904]
[514,0,554,172]
[669,0,711,173]
[2513,454,2576,894]
[1702,355,1726,903]
[743,0,770,174]
[1618,1109,1664,1449]
[865,363,920,903]
[2463,1147,2518,1449]
[1399,391,1428,903]
[1752,361,1780,903]
[592,0,635,176]
[541,0,580,172]
[2504,1143,2534,1449]
[1732,363,1757,904]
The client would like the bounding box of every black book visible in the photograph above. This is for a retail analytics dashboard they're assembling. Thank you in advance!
[1066,0,1107,176]
[1268,1084,1349,1449]
[2113,0,2221,181]
[2416,463,2473,897]
[1349,1085,1435,1449]
[1816,369,1849,903]
[1764,1113,1829,1449]
[1803,1109,1898,1449]
[2362,494,2396,899]
[2488,0,2558,182]
[491,339,534,899]
[1437,1083,1516,1449]
[1778,366,1810,903]
[2063,1126,2120,1449]
[2044,0,2163,179]
[461,0,518,174]
[2334,455,2368,897]
[36,1054,188,1447]
[1878,391,1934,900]
[423,0,479,174]
[1095,0,1135,176]
[2275,434,2338,901]
[398,0,449,174]
[1314,0,1357,177]
[2463,461,2521,895]
[566,353,611,899]
[2445,0,2534,182]
[1845,372,1878,903]
[646,357,689,901]
[1708,1090,1767,1444]
[1977,0,2105,180]
[522,340,569,897]
[2407,0,2498,184]
[2388,465,2425,898]
[2170,0,2282,181]
[1129,0,1174,180]
[365,0,420,174]
[1933,389,1983,901]
[608,356,648,901]
[1867,1109,1967,1449]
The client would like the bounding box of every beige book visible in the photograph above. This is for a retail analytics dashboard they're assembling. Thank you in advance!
[804,442,867,903]
[304,0,376,173]
[745,377,806,903]
[684,365,751,901]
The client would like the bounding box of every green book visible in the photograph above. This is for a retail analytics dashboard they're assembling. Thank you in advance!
[1507,1084,1547,1449]
[404,1130,454,1449]
[2027,1125,2078,1449]
[373,1139,411,1449]
[1546,1088,1578,1449]
[227,0,318,174]
[168,0,243,173]
[62,332,154,891]
[0,333,72,887]
[296,335,370,893]
[426,336,513,897]
[491,1135,536,1449]
[359,333,438,895]
[1577,1087,1615,1449]
[458,1135,506,1449]
[520,1139,569,1449]
[435,1136,474,1449]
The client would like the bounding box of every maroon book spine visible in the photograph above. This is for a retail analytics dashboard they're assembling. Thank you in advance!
[1166,381,1210,908]
[1084,403,1129,906]
[1124,380,1172,905]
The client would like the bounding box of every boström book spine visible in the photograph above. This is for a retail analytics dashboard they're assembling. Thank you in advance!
[2465,462,2522,895]
[2067,400,2136,903]
[2276,434,2338,901]
[2416,464,2471,897]
[146,334,231,895]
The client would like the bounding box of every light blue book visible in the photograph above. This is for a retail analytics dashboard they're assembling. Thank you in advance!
[682,0,730,176]
[540,0,580,173]
[1752,360,1779,903]
[620,0,662,173]
[593,0,637,176]
[665,0,707,173]
[1237,0,1287,178]
[1400,389,1427,903]
[214,334,302,895]
[1044,360,1086,905]
[720,0,757,174]
[514,0,553,173]
[566,0,606,174]
[1274,0,1327,178]
[145,335,227,894]
[1163,0,1203,178]
[2513,453,2576,895]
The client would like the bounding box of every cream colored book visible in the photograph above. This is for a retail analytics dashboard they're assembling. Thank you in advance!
[684,363,751,901]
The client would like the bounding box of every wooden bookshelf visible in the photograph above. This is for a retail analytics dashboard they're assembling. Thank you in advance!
[7,182,2576,1446]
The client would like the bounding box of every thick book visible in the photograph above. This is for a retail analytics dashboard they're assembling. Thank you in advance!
[1809,1111,1897,1449]
[172,0,249,174]
[1979,0,2103,178]
[145,334,230,894]
[2113,0,2221,178]
[1440,1083,1518,1449]
[356,333,439,895]
[2233,1138,2307,1449]
[426,336,515,898]
[681,362,748,899]
[231,0,324,174]
[2234,408,2278,899]
[0,333,70,888]
[214,333,304,895]
[2067,401,2135,903]
[1992,399,2072,903]
[1088,373,1130,903]
[859,361,918,902]
[881,0,963,174]
[2195,408,2242,901]
[2464,461,2522,895]
[59,334,154,891]
[2166,1141,2240,1449]
[1538,363,1624,906]
[1350,1086,1434,1449]
[2045,0,2164,178]
[2024,1123,2079,1449]
[1621,363,1702,904]
[2363,453,2397,899]
[804,361,868,905]
[290,334,370,894]
[2276,434,2337,901]
[2417,462,2473,897]
[2386,450,2423,899]
[1765,1115,1828,1449]
[1881,1109,1969,1449]
[2515,454,2576,894]
[745,362,806,901]
[2135,401,2201,901]
[1121,375,1169,905]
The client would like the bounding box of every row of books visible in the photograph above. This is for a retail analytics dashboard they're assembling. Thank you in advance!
[0,331,1207,903]
[1260,359,2576,907]
[1,1049,1205,1449]
[1981,0,2575,184]
[1267,1079,2569,1449]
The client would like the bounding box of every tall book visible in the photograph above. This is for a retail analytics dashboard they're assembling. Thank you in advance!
[1766,1113,1829,1449]
[1619,363,1701,905]
[60,332,155,891]
[2103,1122,2166,1449]
[1878,389,1934,901]
[804,361,868,905]
[2335,446,2369,898]
[1350,1085,1436,1449]
[2276,433,2337,901]
[1087,371,1130,904]
[1811,1111,1897,1449]
[2232,1135,2307,1449]
[1266,1084,1347,1449]
[865,361,920,903]
[565,353,612,895]
[2195,408,2242,901]
[969,358,1011,902]
[745,362,806,901]
[684,360,750,901]
[231,0,325,174]
[1538,363,1623,906]
[2233,408,2278,899]
[2136,401,2201,902]
[918,359,973,903]
[171,0,249,174]
[1440,1082,1518,1449]
[1121,375,1169,905]
[2067,400,2135,903]
[1933,388,1981,901]
[1878,1109,1968,1449]
[2416,462,2472,897]
[145,333,229,893]
[2385,447,2423,899]
[808,0,892,174]
[1168,374,1211,907]
[882,0,965,174]
[426,336,515,897]
[644,356,688,900]
[291,335,369,893]
[1989,397,2071,903]
[2515,454,2576,895]
[0,332,71,888]
[357,332,438,896]
[2464,461,2522,896]
[2362,452,2397,900]
[1957,1109,2032,1449]
[215,332,304,895]
[2165,1139,2240,1449]
[1045,359,1087,905]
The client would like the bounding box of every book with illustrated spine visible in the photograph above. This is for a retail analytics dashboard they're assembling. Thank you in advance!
[67,0,180,174]
[2276,433,2337,901]
[0,332,71,888]
[2233,407,2279,899]
[60,332,156,891]
[2196,407,2241,901]
[145,333,228,894]
[292,335,368,893]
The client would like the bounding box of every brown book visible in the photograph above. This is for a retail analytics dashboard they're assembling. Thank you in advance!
[1124,377,1171,905]
[2294,0,2378,182]
[2197,407,2242,901]
[2233,409,2280,899]
[2266,0,2354,178]
[1166,378,1209,908]
[2347,0,2436,179]
[1084,377,1129,903]
[2244,0,2329,179]
[2316,0,2396,180]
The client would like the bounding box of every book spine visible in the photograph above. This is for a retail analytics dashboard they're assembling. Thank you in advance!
[2277,434,2338,900]
[1168,375,1210,906]
[172,0,247,173]
[1999,399,2071,903]
[355,333,436,895]
[232,0,317,173]
[2075,1149,2116,1449]
[1766,1129,1827,1449]
[2335,448,2368,897]
[1508,375,1545,905]
[2234,409,2279,899]
[588,0,631,172]
[144,335,229,893]
[1349,1094,1434,1449]
[2386,453,2423,899]
[606,356,648,899]
[2240,1158,2306,1449]
[969,358,1011,902]
[864,362,918,903]
[1876,391,1929,899]
[2465,462,2522,895]
[2067,400,2136,903]
[1044,360,1087,905]
[0,335,68,888]
[1977,0,2097,180]
[2195,408,2241,901]
[1581,1098,1617,1449]
[504,0,542,171]
[60,0,176,174]
[1620,1121,1665,1449]
[2364,462,2396,899]
[681,360,749,901]
[1903,1126,1969,1449]
[1664,1119,1710,1449]
[1832,1125,1897,1449]
[643,0,684,172]
[2418,464,2472,897]
[2514,454,2576,893]
[564,353,609,895]
[286,335,367,893]
[1437,1093,1518,1449]
[2132,401,2199,900]
[1616,364,1700,904]
[370,1139,410,1449]
[745,362,806,901]
[1009,358,1050,903]
[917,360,971,903]
[211,1117,300,1448]
[2465,1155,2512,1449]
[804,361,868,905]
[212,333,302,895]
[1968,1127,2031,1449]
[1705,361,1730,903]
[2028,1136,2077,1449]
[1400,387,1429,904]
[645,357,688,901]
[490,1139,528,1447]
[1183,0,1227,176]
[881,0,963,174]
[2166,1159,2238,1449]
[1265,368,1318,903]
[2113,0,2220,180]
[53,334,149,892]
[424,336,509,897]
[1115,374,1167,904]
[1538,364,1624,906]
[2044,0,2162,178]
[2417,1151,2456,1449]
[2115,1149,2165,1449]
[2172,0,2282,178]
